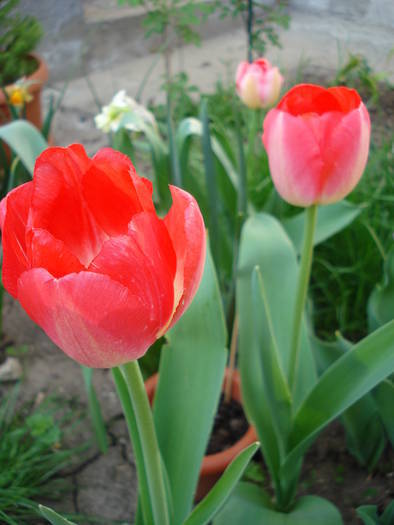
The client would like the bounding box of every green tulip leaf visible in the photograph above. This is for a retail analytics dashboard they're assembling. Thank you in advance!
[176,117,239,192]
[237,213,317,501]
[213,482,343,525]
[356,502,394,525]
[183,442,259,525]
[373,379,394,446]
[284,321,394,472]
[153,247,228,524]
[0,120,48,175]
[311,335,386,470]
[368,246,394,331]
[283,200,362,253]
[39,505,77,525]
[251,267,292,443]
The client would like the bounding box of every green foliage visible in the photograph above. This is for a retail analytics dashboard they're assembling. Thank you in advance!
[0,0,43,86]
[213,0,290,58]
[0,386,85,524]
[40,505,78,525]
[357,501,394,525]
[214,483,343,525]
[334,53,386,106]
[183,443,259,525]
[368,246,394,331]
[153,248,228,523]
[118,0,214,49]
[311,137,394,341]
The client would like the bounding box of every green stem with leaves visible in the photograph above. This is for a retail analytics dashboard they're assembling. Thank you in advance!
[288,204,318,390]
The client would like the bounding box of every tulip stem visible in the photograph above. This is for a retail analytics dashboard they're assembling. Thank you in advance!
[112,367,154,525]
[288,204,318,391]
[118,361,170,525]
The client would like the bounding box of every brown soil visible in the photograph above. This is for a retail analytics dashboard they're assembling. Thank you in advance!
[250,422,393,524]
[206,394,249,455]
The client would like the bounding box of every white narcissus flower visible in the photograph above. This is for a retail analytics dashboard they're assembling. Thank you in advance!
[95,90,156,133]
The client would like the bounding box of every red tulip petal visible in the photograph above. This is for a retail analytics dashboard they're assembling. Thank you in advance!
[1,182,33,297]
[278,84,361,116]
[30,145,107,266]
[83,148,155,236]
[26,228,84,278]
[263,103,370,206]
[318,103,370,203]
[89,212,176,333]
[163,185,206,329]
[328,86,361,112]
[17,268,160,368]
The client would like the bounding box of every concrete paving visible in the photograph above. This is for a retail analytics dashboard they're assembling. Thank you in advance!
[29,0,392,153]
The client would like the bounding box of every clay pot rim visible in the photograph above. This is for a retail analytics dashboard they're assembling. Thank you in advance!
[0,52,48,104]
[144,368,258,477]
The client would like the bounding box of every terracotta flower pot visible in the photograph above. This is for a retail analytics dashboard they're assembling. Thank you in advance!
[144,367,257,501]
[0,53,48,129]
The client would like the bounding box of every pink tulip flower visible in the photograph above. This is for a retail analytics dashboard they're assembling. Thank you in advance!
[0,145,206,368]
[262,84,371,207]
[236,58,284,109]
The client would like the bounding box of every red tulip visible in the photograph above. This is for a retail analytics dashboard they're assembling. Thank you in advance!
[262,84,371,206]
[236,59,283,109]
[0,145,206,368]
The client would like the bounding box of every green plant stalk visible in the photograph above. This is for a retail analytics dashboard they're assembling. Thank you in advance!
[247,0,254,62]
[112,367,153,525]
[288,204,318,390]
[81,366,108,454]
[119,361,170,525]
[246,109,261,187]
[0,282,3,339]
[234,110,248,218]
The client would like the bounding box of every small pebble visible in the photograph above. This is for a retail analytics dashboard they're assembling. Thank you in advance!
[0,357,22,381]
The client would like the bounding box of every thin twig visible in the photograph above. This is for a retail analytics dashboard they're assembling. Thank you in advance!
[224,316,239,403]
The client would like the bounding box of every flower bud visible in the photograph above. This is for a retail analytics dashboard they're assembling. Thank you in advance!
[236,59,283,109]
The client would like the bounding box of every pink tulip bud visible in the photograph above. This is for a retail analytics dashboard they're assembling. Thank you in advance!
[262,84,371,207]
[0,145,206,368]
[236,59,284,109]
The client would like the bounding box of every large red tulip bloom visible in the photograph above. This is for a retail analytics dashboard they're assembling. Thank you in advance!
[0,145,206,368]
[262,84,371,206]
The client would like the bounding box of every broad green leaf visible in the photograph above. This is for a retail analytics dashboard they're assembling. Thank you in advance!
[213,482,343,525]
[283,200,362,252]
[237,214,316,501]
[311,335,386,470]
[0,120,48,175]
[183,443,259,525]
[237,213,316,406]
[382,501,394,525]
[153,248,228,524]
[342,398,385,470]
[81,366,108,454]
[356,505,380,525]
[373,379,394,446]
[39,505,77,525]
[368,246,394,331]
[251,267,292,449]
[200,100,220,270]
[285,321,394,471]
[176,114,237,285]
